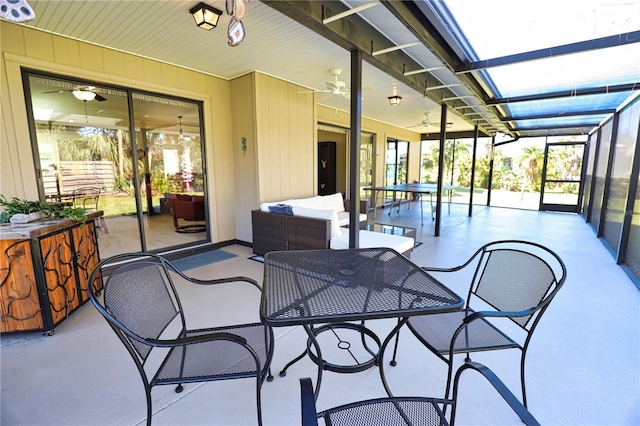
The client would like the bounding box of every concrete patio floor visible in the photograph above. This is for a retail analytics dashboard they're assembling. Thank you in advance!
[2,205,639,425]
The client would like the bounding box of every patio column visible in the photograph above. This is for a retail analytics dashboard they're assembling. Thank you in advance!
[469,125,479,216]
[348,49,362,248]
[435,103,447,237]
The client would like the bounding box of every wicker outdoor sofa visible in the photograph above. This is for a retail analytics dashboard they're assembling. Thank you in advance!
[251,192,415,258]
[251,193,369,256]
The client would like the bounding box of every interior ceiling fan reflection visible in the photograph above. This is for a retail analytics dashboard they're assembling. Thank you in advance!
[43,85,107,102]
[298,67,373,101]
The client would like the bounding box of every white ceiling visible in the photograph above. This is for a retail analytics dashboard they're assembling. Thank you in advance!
[21,0,478,134]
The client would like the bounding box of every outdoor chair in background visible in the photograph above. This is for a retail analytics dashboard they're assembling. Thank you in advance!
[391,240,566,408]
[87,253,274,426]
[72,187,108,233]
[301,361,540,426]
[165,193,206,233]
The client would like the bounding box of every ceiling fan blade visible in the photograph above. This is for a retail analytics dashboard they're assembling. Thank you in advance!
[43,90,69,94]
[95,93,107,102]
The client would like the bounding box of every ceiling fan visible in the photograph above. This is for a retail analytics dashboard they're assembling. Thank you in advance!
[407,112,440,129]
[299,68,373,100]
[44,85,107,102]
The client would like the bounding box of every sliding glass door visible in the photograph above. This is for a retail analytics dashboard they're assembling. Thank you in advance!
[24,71,207,258]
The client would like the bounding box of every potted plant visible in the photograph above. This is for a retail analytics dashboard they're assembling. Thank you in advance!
[0,195,87,224]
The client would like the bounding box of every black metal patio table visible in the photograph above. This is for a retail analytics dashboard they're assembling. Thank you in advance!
[260,248,463,399]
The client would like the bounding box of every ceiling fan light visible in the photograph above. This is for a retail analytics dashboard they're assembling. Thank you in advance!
[190,2,222,30]
[388,95,402,106]
[72,90,96,101]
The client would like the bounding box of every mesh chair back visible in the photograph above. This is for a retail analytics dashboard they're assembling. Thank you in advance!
[471,242,564,329]
[101,259,183,361]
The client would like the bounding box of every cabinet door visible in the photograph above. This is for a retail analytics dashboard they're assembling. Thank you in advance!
[0,240,44,333]
[39,231,80,326]
[72,222,102,302]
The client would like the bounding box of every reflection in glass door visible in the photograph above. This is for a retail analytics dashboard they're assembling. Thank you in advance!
[25,73,142,256]
[131,94,206,252]
[385,139,408,185]
[385,139,408,205]
[24,72,207,258]
[540,142,585,212]
[359,133,374,199]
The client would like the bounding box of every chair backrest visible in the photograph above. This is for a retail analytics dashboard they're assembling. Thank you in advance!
[87,253,186,362]
[467,240,566,330]
[73,187,101,211]
[301,361,540,426]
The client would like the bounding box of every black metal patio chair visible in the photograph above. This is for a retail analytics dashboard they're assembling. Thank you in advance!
[87,253,274,426]
[72,187,108,232]
[390,240,566,408]
[301,361,540,426]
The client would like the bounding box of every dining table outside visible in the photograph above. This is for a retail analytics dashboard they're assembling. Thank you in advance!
[260,248,463,399]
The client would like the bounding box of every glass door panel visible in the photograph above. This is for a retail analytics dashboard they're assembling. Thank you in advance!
[131,94,206,252]
[385,141,397,186]
[359,133,373,199]
[25,72,209,258]
[26,74,141,257]
[540,142,585,212]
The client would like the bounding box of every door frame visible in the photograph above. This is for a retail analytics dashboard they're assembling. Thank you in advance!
[539,141,586,213]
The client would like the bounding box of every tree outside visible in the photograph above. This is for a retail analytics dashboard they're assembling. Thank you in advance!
[420,136,585,210]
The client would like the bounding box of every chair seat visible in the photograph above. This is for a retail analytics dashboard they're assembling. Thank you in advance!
[318,397,448,426]
[407,308,520,354]
[154,323,271,384]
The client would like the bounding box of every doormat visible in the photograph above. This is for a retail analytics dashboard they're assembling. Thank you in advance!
[249,255,264,263]
[173,249,237,271]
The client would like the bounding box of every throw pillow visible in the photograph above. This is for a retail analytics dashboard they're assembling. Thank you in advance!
[268,203,294,215]
[260,199,296,212]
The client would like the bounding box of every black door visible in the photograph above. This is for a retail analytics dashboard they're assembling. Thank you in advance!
[318,141,336,195]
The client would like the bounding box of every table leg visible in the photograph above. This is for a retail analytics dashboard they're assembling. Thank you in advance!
[430,193,435,220]
[371,190,378,219]
[303,324,323,401]
[379,317,410,397]
[278,349,309,377]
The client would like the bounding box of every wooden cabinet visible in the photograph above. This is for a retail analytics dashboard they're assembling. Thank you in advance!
[0,214,102,335]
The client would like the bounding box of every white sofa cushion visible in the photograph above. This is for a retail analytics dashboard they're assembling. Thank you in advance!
[330,230,414,255]
[260,199,296,212]
[321,193,345,212]
[294,196,325,209]
[336,211,367,227]
[292,206,342,238]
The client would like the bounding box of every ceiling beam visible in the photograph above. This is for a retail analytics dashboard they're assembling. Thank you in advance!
[421,129,492,140]
[515,124,599,132]
[456,30,640,73]
[486,83,639,105]
[501,109,616,122]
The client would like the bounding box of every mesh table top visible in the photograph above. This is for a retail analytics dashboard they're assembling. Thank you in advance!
[260,248,463,326]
